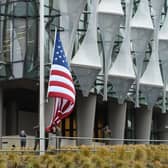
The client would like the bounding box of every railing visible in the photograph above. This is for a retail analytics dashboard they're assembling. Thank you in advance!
[0,135,168,153]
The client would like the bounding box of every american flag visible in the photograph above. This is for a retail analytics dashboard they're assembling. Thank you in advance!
[46,32,76,132]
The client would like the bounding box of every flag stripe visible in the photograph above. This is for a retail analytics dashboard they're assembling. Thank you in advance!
[51,70,73,81]
[61,99,69,111]
[48,85,75,100]
[48,90,75,104]
[49,81,75,94]
[62,100,70,112]
[51,64,71,76]
[62,103,74,114]
[49,75,75,91]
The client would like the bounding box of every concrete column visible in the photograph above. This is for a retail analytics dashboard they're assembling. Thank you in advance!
[157,113,168,143]
[77,94,97,145]
[6,101,18,135]
[135,107,153,144]
[107,101,127,145]
[0,89,3,149]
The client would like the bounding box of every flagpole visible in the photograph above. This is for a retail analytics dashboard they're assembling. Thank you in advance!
[39,0,45,155]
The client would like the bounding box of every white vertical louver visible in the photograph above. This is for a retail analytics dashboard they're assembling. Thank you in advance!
[158,12,168,112]
[71,0,102,97]
[139,0,164,108]
[58,0,87,62]
[130,0,154,107]
[108,0,135,104]
[98,0,124,100]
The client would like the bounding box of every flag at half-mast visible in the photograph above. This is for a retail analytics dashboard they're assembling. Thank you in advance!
[46,31,76,132]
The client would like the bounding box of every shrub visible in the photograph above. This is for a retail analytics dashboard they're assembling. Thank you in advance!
[113,160,129,168]
[134,146,147,161]
[133,161,146,168]
[79,145,91,157]
[1,144,168,167]
[0,159,7,168]
[26,158,41,168]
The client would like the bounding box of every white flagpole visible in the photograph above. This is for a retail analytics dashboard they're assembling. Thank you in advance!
[39,0,45,154]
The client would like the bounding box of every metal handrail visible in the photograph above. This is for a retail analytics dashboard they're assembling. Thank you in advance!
[50,135,168,143]
[1,135,168,142]
[0,135,168,154]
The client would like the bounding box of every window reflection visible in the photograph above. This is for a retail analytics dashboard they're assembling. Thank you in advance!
[0,0,59,79]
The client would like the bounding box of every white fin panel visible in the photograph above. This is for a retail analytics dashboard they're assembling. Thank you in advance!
[71,0,101,97]
[159,12,168,82]
[151,0,165,17]
[58,0,87,62]
[130,0,154,107]
[108,0,135,104]
[98,0,124,100]
[139,0,164,108]
[131,0,153,29]
[98,0,123,15]
[159,12,168,41]
[158,12,168,112]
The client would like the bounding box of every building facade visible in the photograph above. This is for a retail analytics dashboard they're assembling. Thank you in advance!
[0,0,168,144]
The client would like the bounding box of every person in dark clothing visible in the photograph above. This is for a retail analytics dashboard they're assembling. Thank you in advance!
[45,128,49,151]
[33,125,40,151]
[103,125,112,145]
[19,130,27,150]
[55,126,61,149]
[33,125,49,151]
[50,126,62,149]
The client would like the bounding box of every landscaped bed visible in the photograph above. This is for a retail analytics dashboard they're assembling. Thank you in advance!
[0,144,168,168]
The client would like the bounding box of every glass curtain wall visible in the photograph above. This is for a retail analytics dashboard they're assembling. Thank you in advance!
[0,0,37,79]
[0,0,11,79]
[0,0,59,80]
